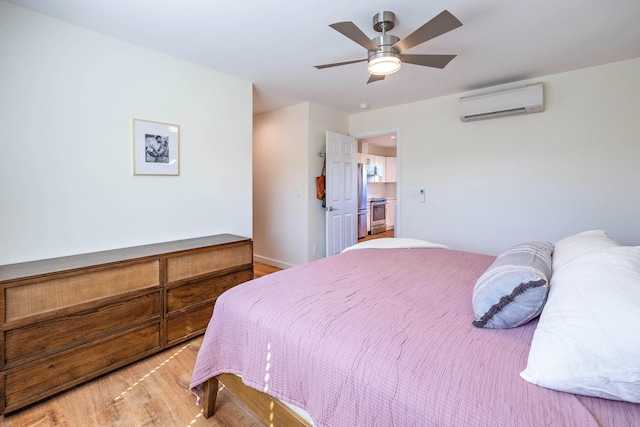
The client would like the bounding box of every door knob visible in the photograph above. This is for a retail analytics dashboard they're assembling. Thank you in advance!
[326,206,337,211]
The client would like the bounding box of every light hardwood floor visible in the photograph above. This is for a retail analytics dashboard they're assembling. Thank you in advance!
[359,229,394,242]
[2,231,393,426]
[1,337,267,427]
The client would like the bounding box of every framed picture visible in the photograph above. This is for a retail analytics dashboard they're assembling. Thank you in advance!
[133,118,180,175]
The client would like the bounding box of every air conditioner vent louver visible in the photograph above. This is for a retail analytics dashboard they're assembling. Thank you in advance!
[459,83,544,122]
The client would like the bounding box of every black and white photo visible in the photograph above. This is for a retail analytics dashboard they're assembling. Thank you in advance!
[145,134,170,163]
[133,119,180,175]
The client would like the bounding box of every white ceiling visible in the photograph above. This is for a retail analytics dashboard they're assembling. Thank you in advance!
[9,0,640,115]
[360,133,396,149]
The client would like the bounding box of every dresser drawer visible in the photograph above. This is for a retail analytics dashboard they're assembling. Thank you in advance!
[4,323,161,411]
[166,304,214,345]
[166,242,252,284]
[4,291,161,368]
[165,268,252,314]
[3,260,160,324]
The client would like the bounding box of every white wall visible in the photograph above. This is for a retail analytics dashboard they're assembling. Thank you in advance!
[350,58,640,255]
[253,102,348,267]
[0,2,253,264]
[253,103,309,267]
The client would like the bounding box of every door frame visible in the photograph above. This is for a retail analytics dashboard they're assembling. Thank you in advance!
[355,129,401,237]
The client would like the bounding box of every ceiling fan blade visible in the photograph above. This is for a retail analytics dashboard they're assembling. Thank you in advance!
[393,10,462,52]
[401,54,457,69]
[329,22,380,51]
[367,74,385,84]
[314,58,367,69]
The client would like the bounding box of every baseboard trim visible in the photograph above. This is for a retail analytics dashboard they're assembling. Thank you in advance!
[253,255,295,270]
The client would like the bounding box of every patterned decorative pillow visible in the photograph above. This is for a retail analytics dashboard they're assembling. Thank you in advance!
[472,241,553,328]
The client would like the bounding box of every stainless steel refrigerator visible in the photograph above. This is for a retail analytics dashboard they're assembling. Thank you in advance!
[357,163,368,238]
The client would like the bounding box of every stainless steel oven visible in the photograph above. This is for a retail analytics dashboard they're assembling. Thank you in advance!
[370,198,387,235]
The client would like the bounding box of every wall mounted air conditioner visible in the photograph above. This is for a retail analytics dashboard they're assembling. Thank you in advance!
[459,82,544,122]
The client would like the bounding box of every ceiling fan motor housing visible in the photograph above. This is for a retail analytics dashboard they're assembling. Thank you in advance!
[368,34,401,61]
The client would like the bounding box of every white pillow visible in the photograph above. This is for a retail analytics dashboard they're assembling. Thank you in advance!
[520,246,640,403]
[552,230,619,273]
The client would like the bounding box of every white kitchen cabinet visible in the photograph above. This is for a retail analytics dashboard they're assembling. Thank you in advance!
[375,155,385,182]
[385,157,397,183]
[386,199,396,229]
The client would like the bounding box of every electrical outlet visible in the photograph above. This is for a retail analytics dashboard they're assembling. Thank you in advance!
[313,243,318,253]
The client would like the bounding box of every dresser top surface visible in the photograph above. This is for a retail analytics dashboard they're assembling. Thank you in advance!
[0,234,251,283]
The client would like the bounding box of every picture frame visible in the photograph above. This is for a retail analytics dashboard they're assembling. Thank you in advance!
[133,118,180,176]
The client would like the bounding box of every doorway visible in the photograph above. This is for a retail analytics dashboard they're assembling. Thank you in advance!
[356,132,399,239]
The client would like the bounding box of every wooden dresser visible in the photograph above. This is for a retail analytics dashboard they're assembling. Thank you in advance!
[0,234,253,414]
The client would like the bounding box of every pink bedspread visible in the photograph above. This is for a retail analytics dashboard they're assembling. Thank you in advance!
[190,248,640,426]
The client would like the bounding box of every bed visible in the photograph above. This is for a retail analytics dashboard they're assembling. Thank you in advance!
[190,236,640,426]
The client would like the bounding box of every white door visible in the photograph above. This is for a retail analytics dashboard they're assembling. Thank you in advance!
[325,131,357,256]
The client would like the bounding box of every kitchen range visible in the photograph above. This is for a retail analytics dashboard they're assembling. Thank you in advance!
[369,197,387,235]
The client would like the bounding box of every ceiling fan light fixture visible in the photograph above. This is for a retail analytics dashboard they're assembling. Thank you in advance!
[368,53,401,75]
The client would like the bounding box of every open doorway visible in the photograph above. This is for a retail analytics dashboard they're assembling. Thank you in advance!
[356,132,398,239]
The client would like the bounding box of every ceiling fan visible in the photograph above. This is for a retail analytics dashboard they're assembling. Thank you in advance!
[314,10,462,84]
